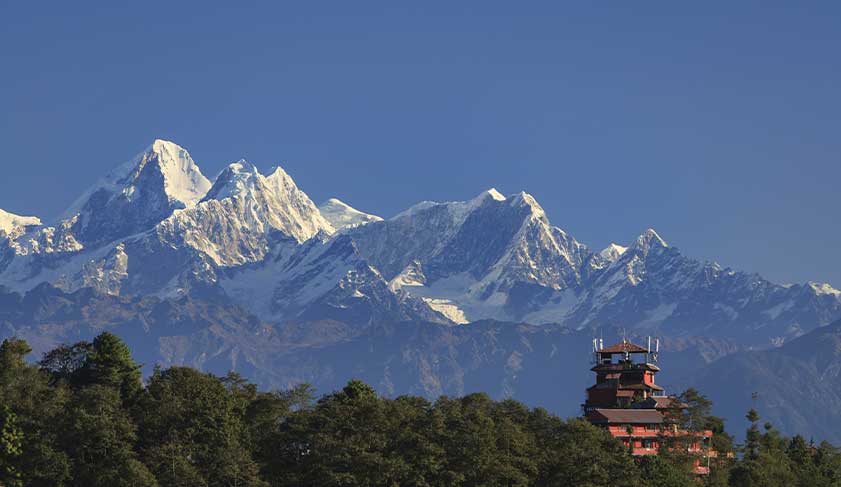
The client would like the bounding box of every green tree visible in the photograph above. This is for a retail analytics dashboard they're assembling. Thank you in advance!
[62,384,157,487]
[38,341,93,385]
[0,338,71,487]
[79,333,142,404]
[137,367,266,487]
[528,414,638,487]
[730,411,796,487]
[0,339,30,372]
[638,455,694,487]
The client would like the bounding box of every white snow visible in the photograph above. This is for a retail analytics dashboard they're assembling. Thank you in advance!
[165,160,335,266]
[391,201,438,220]
[599,243,627,262]
[318,198,383,230]
[509,191,546,218]
[632,228,668,251]
[151,139,213,207]
[0,208,41,236]
[485,188,506,201]
[809,282,841,297]
[391,188,506,222]
[63,139,211,220]
[388,261,426,292]
[421,297,469,324]
[203,160,261,201]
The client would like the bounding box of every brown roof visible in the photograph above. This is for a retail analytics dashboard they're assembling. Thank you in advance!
[599,341,650,354]
[620,383,665,391]
[588,408,664,424]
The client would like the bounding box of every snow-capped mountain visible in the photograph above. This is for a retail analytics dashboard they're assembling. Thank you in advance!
[156,160,334,267]
[64,139,212,247]
[347,188,589,322]
[0,141,436,326]
[1,139,840,347]
[318,198,382,230]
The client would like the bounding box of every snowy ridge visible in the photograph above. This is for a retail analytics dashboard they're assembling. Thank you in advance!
[0,209,41,237]
[0,139,839,346]
[319,198,382,230]
[158,160,334,266]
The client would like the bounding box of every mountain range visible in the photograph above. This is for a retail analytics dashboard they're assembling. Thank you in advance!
[2,139,840,440]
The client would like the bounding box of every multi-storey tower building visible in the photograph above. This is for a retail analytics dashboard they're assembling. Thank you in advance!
[583,337,714,475]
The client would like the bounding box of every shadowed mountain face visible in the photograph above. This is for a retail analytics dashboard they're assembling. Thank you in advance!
[1,140,840,440]
[685,318,841,444]
[0,283,729,418]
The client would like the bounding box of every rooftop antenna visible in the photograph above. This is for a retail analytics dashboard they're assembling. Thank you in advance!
[653,337,660,363]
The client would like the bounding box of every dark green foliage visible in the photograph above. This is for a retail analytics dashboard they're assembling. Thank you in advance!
[136,367,266,487]
[0,338,71,487]
[638,455,694,487]
[0,405,23,487]
[82,332,143,403]
[2,335,841,486]
[63,385,156,487]
[38,341,93,385]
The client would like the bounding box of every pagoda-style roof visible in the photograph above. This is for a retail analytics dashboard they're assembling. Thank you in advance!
[599,341,650,354]
[587,408,664,425]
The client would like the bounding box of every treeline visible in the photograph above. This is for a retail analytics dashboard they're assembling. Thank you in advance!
[1,333,840,487]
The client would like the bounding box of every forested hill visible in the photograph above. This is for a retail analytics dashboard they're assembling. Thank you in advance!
[2,333,840,487]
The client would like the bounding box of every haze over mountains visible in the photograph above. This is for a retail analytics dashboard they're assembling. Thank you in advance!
[2,140,840,440]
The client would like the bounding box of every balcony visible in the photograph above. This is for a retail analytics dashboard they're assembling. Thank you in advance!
[607,426,660,438]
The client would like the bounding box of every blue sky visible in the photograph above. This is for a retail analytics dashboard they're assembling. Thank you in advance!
[1,2,839,286]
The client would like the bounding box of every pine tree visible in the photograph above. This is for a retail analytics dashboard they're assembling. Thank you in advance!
[80,333,142,404]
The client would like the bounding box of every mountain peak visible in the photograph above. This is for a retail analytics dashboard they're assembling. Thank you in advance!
[319,198,383,230]
[70,139,210,211]
[57,139,211,245]
[148,138,180,153]
[145,140,212,208]
[482,188,506,202]
[509,191,546,218]
[266,165,291,180]
[632,228,668,251]
[197,161,333,243]
[203,160,261,201]
[599,243,628,263]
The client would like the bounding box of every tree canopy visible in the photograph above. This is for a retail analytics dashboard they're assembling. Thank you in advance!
[0,334,839,486]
